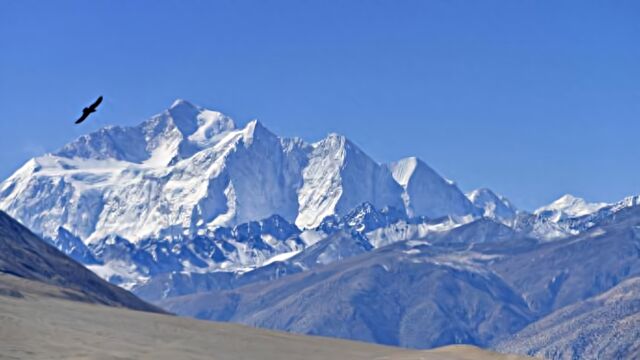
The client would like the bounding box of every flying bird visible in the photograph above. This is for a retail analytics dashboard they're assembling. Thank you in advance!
[75,96,103,124]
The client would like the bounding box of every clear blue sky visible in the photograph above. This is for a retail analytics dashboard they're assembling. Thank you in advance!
[1,1,639,210]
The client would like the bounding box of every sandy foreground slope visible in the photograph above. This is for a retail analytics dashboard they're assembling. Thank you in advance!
[0,277,528,360]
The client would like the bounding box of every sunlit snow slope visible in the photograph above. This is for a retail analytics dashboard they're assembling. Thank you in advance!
[0,100,475,245]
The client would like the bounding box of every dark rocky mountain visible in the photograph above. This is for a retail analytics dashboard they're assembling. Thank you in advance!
[0,210,162,313]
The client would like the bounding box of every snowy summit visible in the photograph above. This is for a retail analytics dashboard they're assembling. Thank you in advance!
[534,194,607,222]
[0,100,477,244]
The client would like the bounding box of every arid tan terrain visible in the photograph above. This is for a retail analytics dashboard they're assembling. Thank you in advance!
[0,276,529,360]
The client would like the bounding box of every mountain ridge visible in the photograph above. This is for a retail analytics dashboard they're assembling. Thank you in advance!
[0,100,476,244]
[0,210,162,312]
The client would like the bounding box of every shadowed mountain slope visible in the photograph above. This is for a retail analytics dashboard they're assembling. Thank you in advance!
[0,210,162,312]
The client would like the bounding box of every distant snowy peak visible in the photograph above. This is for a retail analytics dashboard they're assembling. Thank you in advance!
[535,194,608,221]
[388,157,479,220]
[608,195,640,213]
[467,188,517,223]
[510,194,640,242]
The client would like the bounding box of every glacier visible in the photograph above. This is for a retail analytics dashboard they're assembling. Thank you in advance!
[0,100,475,245]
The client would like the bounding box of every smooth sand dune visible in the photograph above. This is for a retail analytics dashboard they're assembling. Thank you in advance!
[0,294,530,360]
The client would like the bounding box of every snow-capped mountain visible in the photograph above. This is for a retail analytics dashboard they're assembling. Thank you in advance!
[515,194,640,241]
[534,194,607,222]
[0,100,475,245]
[467,188,517,224]
[388,157,479,220]
[3,99,640,358]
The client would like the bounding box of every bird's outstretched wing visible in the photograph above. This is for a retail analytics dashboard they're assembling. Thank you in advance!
[89,96,103,110]
[75,112,89,124]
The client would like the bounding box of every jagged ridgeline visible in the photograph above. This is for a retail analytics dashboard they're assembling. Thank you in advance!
[1,100,640,359]
[0,99,479,244]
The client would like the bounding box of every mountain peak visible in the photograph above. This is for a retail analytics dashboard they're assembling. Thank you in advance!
[241,119,276,146]
[310,133,368,163]
[169,98,197,110]
[535,194,608,219]
[557,194,581,202]
[467,188,517,223]
[389,156,478,219]
[2,101,481,244]
[326,132,344,140]
[467,188,513,207]
[165,99,202,136]
[317,133,347,147]
[244,119,264,132]
[389,157,451,188]
[317,133,367,151]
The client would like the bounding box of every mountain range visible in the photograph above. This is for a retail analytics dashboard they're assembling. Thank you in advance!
[0,209,519,360]
[0,99,478,244]
[1,100,638,359]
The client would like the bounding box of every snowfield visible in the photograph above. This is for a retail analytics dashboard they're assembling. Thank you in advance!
[0,100,476,244]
